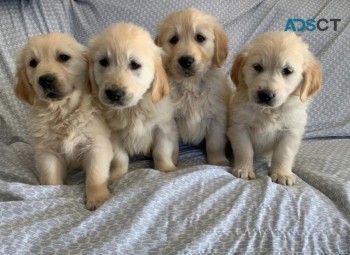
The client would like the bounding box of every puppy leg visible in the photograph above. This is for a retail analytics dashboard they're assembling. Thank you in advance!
[269,132,301,186]
[172,140,179,166]
[170,120,179,165]
[153,126,177,172]
[83,136,113,210]
[206,121,230,166]
[36,151,65,185]
[109,135,129,185]
[227,125,256,180]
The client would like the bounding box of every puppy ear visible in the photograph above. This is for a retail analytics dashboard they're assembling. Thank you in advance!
[14,62,35,105]
[230,51,246,90]
[155,35,162,47]
[152,56,170,103]
[213,25,228,67]
[80,48,91,94]
[87,55,96,94]
[300,56,322,101]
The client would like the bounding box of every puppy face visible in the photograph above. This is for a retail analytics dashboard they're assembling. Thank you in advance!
[15,33,87,105]
[89,23,169,108]
[231,32,321,107]
[156,8,228,81]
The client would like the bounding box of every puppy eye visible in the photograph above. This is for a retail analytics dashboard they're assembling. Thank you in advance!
[282,67,293,76]
[195,34,206,43]
[169,35,179,45]
[29,59,38,68]
[58,54,71,62]
[253,63,263,73]
[130,60,141,70]
[99,58,109,67]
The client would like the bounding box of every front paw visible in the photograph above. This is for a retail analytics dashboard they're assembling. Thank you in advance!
[109,167,128,186]
[270,172,295,186]
[85,190,111,211]
[208,156,230,166]
[232,166,256,180]
[155,162,176,173]
[40,176,64,185]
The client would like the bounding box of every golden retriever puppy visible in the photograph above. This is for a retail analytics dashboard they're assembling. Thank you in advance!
[14,33,113,210]
[228,31,322,185]
[88,23,178,183]
[155,8,231,166]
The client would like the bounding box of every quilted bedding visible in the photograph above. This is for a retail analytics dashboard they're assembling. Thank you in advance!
[0,0,349,254]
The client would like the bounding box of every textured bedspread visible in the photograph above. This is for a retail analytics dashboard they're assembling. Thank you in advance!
[1,139,350,254]
[0,0,349,254]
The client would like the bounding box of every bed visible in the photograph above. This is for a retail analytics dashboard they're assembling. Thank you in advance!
[0,0,349,253]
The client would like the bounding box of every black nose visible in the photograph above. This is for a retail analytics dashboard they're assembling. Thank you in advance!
[178,56,195,69]
[105,89,125,102]
[257,90,275,104]
[39,74,56,90]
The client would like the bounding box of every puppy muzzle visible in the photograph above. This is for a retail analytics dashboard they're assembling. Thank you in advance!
[38,74,62,100]
[256,90,276,106]
[104,89,125,106]
[177,55,196,77]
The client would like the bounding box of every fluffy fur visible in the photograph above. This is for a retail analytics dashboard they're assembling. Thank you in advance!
[14,33,113,210]
[88,23,178,183]
[227,31,322,185]
[156,8,231,166]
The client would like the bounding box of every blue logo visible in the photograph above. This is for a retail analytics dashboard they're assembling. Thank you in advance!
[284,18,341,32]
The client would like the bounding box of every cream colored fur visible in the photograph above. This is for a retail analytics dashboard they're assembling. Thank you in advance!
[228,31,322,185]
[156,8,231,166]
[14,33,113,210]
[88,23,178,184]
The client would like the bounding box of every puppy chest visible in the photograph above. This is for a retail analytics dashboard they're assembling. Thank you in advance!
[120,124,154,155]
[246,111,301,156]
[174,90,210,142]
[248,110,282,133]
[173,90,213,117]
[176,117,207,144]
[173,88,217,143]
[249,124,280,153]
[63,133,90,156]
[34,130,90,165]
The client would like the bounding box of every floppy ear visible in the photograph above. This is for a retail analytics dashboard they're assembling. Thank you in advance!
[14,62,35,105]
[230,51,246,91]
[80,48,92,94]
[154,35,162,47]
[152,56,170,103]
[300,56,322,102]
[87,55,96,94]
[213,25,229,67]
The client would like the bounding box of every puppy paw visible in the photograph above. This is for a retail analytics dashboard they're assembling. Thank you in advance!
[232,167,256,180]
[40,176,64,185]
[108,167,128,186]
[85,191,111,211]
[156,162,176,173]
[208,156,230,166]
[270,172,295,186]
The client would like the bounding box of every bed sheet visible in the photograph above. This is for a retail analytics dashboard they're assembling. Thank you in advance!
[1,139,350,254]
